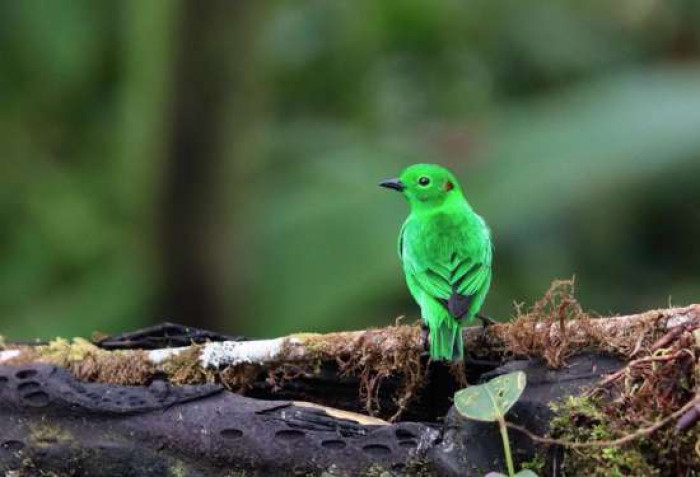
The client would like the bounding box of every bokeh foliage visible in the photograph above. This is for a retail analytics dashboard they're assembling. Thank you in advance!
[1,0,699,340]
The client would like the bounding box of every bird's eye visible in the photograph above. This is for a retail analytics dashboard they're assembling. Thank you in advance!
[418,177,430,186]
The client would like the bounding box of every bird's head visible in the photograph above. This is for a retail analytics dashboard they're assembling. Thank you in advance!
[380,163,462,210]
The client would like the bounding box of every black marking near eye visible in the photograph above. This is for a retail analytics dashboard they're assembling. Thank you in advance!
[418,176,430,186]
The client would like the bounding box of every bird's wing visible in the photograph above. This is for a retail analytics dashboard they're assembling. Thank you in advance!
[449,253,491,318]
[407,243,492,319]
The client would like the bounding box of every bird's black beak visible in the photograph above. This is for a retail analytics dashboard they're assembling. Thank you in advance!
[379,178,406,192]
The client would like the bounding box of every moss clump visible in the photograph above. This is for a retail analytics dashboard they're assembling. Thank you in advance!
[280,326,426,420]
[335,325,426,420]
[7,337,156,386]
[550,396,652,476]
[160,345,211,385]
[40,337,99,362]
[549,395,698,476]
[402,459,437,477]
[358,459,435,477]
[170,460,187,477]
[29,422,74,447]
[501,279,594,367]
[520,453,546,474]
[495,279,679,367]
[68,348,155,385]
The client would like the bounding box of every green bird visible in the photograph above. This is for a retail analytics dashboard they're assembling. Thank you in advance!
[380,164,493,362]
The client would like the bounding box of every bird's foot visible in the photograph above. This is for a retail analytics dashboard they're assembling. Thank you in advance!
[476,313,497,329]
[475,314,497,343]
[420,323,430,352]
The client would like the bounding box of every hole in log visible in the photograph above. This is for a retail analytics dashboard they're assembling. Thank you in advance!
[321,439,346,450]
[362,444,391,456]
[220,428,244,439]
[394,429,417,440]
[15,369,37,380]
[2,440,25,451]
[22,391,50,407]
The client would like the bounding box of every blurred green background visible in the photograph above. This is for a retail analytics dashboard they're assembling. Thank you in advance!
[2,0,699,341]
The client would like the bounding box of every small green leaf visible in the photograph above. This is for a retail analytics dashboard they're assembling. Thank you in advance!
[514,470,539,477]
[454,371,527,422]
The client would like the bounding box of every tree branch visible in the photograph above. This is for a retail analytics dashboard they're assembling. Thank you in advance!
[1,305,697,421]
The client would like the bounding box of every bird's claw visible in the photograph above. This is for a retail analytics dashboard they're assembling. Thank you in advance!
[420,323,430,352]
[476,313,497,329]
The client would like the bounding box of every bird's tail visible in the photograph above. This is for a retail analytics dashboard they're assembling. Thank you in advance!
[429,320,464,362]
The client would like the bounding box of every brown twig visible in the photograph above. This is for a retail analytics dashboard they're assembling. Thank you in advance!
[598,351,687,387]
[650,324,692,353]
[507,395,700,449]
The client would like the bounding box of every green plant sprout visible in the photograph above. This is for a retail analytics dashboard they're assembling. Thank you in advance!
[454,371,537,477]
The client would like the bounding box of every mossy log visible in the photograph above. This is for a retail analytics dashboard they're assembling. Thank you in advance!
[1,286,699,475]
[1,302,698,421]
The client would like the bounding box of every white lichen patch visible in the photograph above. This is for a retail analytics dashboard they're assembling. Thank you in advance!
[199,338,284,368]
[0,349,20,363]
[148,347,188,364]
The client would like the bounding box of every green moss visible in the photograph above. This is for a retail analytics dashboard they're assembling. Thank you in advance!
[170,461,187,477]
[520,453,546,474]
[39,337,100,362]
[358,460,435,477]
[360,464,391,477]
[549,396,657,476]
[403,459,437,476]
[287,333,331,363]
[29,422,74,447]
[160,345,210,385]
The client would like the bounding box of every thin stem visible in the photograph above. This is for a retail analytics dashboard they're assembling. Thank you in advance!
[506,394,700,449]
[484,383,516,477]
[498,416,516,477]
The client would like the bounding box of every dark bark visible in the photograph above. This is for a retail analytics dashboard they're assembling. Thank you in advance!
[0,355,622,476]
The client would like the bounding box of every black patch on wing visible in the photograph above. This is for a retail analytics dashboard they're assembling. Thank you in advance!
[448,292,474,319]
[438,291,474,319]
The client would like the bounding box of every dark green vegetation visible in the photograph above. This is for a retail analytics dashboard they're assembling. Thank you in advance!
[2,1,700,340]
